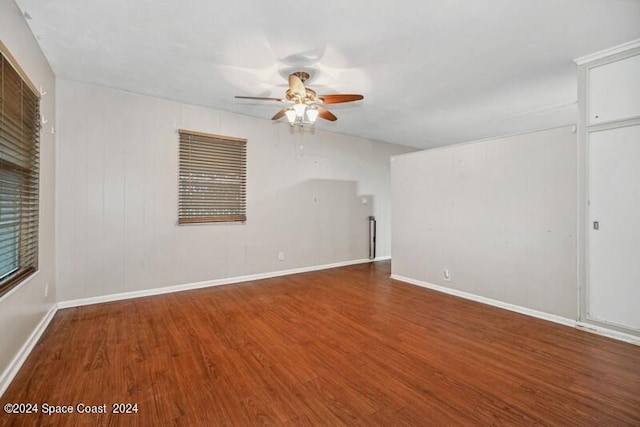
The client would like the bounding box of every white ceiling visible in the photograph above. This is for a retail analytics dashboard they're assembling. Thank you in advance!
[15,0,640,149]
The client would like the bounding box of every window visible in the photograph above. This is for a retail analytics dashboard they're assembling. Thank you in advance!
[178,129,246,224]
[0,44,40,296]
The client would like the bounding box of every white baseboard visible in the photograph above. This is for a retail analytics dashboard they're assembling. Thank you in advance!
[391,274,640,345]
[391,274,575,327]
[576,322,640,346]
[59,258,376,309]
[0,304,58,397]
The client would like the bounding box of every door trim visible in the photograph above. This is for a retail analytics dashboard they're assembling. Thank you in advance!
[577,46,640,336]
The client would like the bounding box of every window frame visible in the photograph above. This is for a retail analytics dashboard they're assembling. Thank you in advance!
[177,129,247,224]
[0,41,41,297]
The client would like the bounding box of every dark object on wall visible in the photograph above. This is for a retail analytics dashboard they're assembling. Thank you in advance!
[369,216,376,260]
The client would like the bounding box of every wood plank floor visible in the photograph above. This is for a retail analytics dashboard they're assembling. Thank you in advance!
[2,261,640,426]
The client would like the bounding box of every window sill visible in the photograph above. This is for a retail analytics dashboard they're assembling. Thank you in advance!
[0,269,40,303]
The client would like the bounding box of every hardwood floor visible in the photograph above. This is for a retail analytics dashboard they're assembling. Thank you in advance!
[2,261,640,426]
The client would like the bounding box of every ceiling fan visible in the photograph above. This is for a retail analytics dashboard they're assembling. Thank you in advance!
[235,71,364,126]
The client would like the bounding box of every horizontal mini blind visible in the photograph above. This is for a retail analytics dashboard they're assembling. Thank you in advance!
[0,48,40,295]
[178,130,246,224]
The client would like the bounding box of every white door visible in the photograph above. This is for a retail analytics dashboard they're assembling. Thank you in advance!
[587,124,640,332]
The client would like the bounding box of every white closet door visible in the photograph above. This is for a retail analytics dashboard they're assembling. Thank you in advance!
[589,54,640,125]
[587,124,640,331]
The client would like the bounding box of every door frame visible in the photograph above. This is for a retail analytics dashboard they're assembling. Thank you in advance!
[576,45,640,334]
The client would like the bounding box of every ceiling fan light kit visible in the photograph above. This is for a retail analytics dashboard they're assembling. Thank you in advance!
[306,108,319,122]
[292,102,307,117]
[235,71,363,127]
[285,103,319,127]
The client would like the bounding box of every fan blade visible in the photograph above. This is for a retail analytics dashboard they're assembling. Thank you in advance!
[318,107,337,122]
[271,108,288,120]
[288,75,306,98]
[318,94,364,104]
[235,96,284,102]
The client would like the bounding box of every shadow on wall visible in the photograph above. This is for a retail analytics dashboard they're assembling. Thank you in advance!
[250,178,374,268]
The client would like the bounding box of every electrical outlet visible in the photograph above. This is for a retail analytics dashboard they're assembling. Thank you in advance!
[443,269,451,282]
[278,251,285,261]
[45,282,49,298]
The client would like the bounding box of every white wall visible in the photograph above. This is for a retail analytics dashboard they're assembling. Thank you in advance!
[56,79,412,302]
[0,0,57,389]
[391,126,577,319]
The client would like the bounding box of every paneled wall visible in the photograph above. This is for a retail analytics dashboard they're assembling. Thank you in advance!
[391,126,578,319]
[56,79,412,302]
[0,0,57,390]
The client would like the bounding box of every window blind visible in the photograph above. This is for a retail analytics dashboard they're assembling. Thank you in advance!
[178,130,246,224]
[0,47,40,295]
